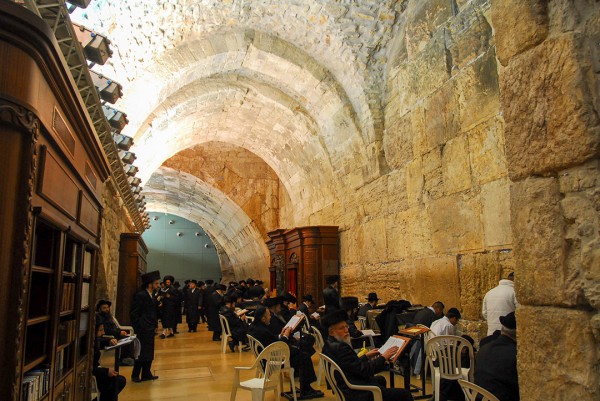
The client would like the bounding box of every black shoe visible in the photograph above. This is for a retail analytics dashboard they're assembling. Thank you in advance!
[228,341,236,352]
[140,375,159,381]
[167,333,174,338]
[299,389,324,399]
[132,377,142,383]
[159,334,166,339]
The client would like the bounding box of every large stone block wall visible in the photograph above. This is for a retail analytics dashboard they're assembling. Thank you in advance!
[332,0,510,343]
[492,0,600,399]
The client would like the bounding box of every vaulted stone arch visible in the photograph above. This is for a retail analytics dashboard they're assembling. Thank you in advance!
[144,166,269,281]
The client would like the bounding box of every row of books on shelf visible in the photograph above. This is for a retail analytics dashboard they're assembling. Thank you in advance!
[55,348,69,380]
[60,283,76,312]
[22,367,50,401]
[58,320,77,345]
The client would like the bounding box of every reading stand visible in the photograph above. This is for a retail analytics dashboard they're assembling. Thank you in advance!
[389,328,433,400]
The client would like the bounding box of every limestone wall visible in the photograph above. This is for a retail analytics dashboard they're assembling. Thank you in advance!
[492,0,600,399]
[97,179,135,305]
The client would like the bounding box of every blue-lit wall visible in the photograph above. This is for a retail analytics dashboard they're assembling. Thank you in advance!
[142,212,221,283]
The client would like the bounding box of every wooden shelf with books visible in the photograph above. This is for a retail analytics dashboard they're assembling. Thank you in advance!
[0,3,110,400]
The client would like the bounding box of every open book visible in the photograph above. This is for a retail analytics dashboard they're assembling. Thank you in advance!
[377,335,411,362]
[400,326,431,336]
[235,308,249,316]
[284,314,305,330]
[104,335,136,350]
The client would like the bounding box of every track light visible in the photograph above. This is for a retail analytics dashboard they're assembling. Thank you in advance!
[128,176,141,187]
[90,70,122,104]
[113,132,133,151]
[103,105,128,132]
[125,165,139,176]
[67,0,93,9]
[119,150,136,164]
[131,186,142,195]
[72,23,112,65]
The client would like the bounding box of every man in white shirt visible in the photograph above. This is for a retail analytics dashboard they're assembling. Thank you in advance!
[482,272,519,336]
[430,308,461,336]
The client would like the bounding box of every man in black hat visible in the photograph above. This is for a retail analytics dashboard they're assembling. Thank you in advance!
[321,310,414,401]
[130,270,161,382]
[250,303,323,399]
[358,292,379,318]
[207,283,226,341]
[220,295,250,351]
[197,281,208,323]
[340,296,363,339]
[323,275,340,315]
[158,275,178,338]
[475,312,519,401]
[185,280,202,332]
[298,294,319,326]
[95,300,135,366]
[281,292,297,321]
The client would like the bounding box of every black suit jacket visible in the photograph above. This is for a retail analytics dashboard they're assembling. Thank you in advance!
[130,289,158,361]
[323,285,340,314]
[475,335,519,401]
[412,307,437,328]
[248,320,287,347]
[322,337,387,390]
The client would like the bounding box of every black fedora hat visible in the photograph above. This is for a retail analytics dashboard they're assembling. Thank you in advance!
[499,312,516,329]
[95,299,111,312]
[366,292,379,302]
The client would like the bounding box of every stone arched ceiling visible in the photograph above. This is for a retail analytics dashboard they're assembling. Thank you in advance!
[74,0,401,150]
[144,166,269,280]
[163,141,286,237]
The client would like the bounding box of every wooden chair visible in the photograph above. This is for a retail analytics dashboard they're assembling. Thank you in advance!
[219,314,243,354]
[458,379,500,401]
[319,353,382,401]
[230,341,296,401]
[426,335,474,401]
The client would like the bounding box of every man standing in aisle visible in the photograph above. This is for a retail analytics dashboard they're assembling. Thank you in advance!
[482,272,519,336]
[130,270,161,382]
[323,275,340,315]
[159,275,178,338]
[185,280,202,332]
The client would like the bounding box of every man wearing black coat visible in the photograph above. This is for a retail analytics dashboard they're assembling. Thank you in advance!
[185,280,202,332]
[322,275,340,315]
[158,275,178,338]
[321,310,414,401]
[298,294,320,326]
[207,284,226,341]
[130,270,161,382]
[248,305,323,399]
[475,312,519,401]
[219,295,249,351]
[413,301,445,328]
[93,321,126,401]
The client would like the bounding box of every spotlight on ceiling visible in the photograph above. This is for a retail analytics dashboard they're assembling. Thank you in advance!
[113,132,133,151]
[67,0,93,9]
[90,70,122,104]
[119,150,136,165]
[152,216,158,221]
[176,232,182,237]
[195,232,201,237]
[103,105,128,132]
[169,220,175,225]
[204,244,210,248]
[72,23,112,65]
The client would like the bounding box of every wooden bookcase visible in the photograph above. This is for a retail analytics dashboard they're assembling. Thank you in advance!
[0,3,110,401]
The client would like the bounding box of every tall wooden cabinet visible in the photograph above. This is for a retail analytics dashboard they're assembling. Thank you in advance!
[266,226,339,306]
[116,233,148,326]
[0,3,110,401]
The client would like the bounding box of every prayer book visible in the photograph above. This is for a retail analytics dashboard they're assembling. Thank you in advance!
[235,308,249,316]
[284,314,304,330]
[104,335,136,350]
[378,335,411,362]
[400,326,431,336]
[311,312,320,319]
[360,329,378,336]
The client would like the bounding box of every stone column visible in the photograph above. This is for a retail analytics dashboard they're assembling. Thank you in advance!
[491,1,600,399]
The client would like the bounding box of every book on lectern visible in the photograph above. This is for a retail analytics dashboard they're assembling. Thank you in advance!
[377,335,411,362]
[284,313,305,330]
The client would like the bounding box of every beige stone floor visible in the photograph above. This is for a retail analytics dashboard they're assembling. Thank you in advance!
[102,322,431,401]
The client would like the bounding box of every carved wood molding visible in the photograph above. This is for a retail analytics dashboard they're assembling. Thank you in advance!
[0,97,41,400]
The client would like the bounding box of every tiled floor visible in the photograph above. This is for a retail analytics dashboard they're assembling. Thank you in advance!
[101,321,431,401]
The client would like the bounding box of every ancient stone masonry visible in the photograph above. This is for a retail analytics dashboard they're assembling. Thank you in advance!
[70,1,600,399]
[492,0,600,399]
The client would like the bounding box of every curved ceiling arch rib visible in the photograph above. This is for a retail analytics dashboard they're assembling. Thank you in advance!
[144,166,269,281]
[135,79,337,221]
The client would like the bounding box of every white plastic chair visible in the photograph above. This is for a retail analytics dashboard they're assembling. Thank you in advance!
[230,341,296,401]
[219,314,243,353]
[426,335,474,401]
[310,326,325,386]
[90,376,100,400]
[357,316,368,330]
[458,379,500,401]
[319,353,382,401]
[112,316,134,335]
[247,334,264,358]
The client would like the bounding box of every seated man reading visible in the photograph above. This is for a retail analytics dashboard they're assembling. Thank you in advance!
[321,310,414,401]
[93,321,127,401]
